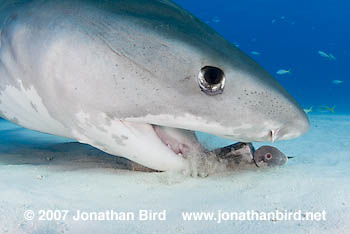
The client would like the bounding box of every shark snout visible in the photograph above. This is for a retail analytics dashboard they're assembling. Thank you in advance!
[270,110,310,141]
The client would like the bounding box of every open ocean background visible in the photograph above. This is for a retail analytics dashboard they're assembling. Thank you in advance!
[175,0,349,114]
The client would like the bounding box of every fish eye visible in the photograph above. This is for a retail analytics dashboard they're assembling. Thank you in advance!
[264,153,272,160]
[198,66,225,95]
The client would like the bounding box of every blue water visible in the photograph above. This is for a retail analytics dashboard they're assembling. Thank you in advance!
[174,0,350,113]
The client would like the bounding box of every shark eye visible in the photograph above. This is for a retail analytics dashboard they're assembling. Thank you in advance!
[198,66,225,95]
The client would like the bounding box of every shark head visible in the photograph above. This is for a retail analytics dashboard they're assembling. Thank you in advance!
[113,0,310,143]
[70,0,309,171]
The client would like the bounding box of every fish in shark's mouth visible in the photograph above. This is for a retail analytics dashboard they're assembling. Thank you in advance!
[0,0,309,173]
[130,129,291,175]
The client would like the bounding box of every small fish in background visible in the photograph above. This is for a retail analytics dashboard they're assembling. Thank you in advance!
[332,80,344,85]
[319,105,336,113]
[303,106,313,114]
[251,51,260,55]
[272,19,276,24]
[211,16,220,23]
[233,42,240,47]
[281,16,286,20]
[276,69,292,75]
[318,50,336,60]
[318,50,329,58]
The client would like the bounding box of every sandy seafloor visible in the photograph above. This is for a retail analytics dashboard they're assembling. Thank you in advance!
[0,114,349,234]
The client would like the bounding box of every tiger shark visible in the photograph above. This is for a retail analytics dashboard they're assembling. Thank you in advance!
[0,0,309,171]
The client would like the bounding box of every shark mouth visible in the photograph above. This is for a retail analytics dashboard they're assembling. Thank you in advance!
[152,124,205,159]
[150,124,225,175]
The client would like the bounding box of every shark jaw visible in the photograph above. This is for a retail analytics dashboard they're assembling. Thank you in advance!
[69,111,309,172]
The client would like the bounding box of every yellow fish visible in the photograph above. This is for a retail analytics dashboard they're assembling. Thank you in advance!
[320,105,336,113]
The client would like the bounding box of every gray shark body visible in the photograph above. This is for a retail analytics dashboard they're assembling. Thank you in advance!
[0,0,309,171]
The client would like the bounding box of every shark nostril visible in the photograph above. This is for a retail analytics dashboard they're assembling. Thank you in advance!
[269,130,273,142]
[269,129,280,142]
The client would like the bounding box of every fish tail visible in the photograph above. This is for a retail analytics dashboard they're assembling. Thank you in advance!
[330,106,336,113]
